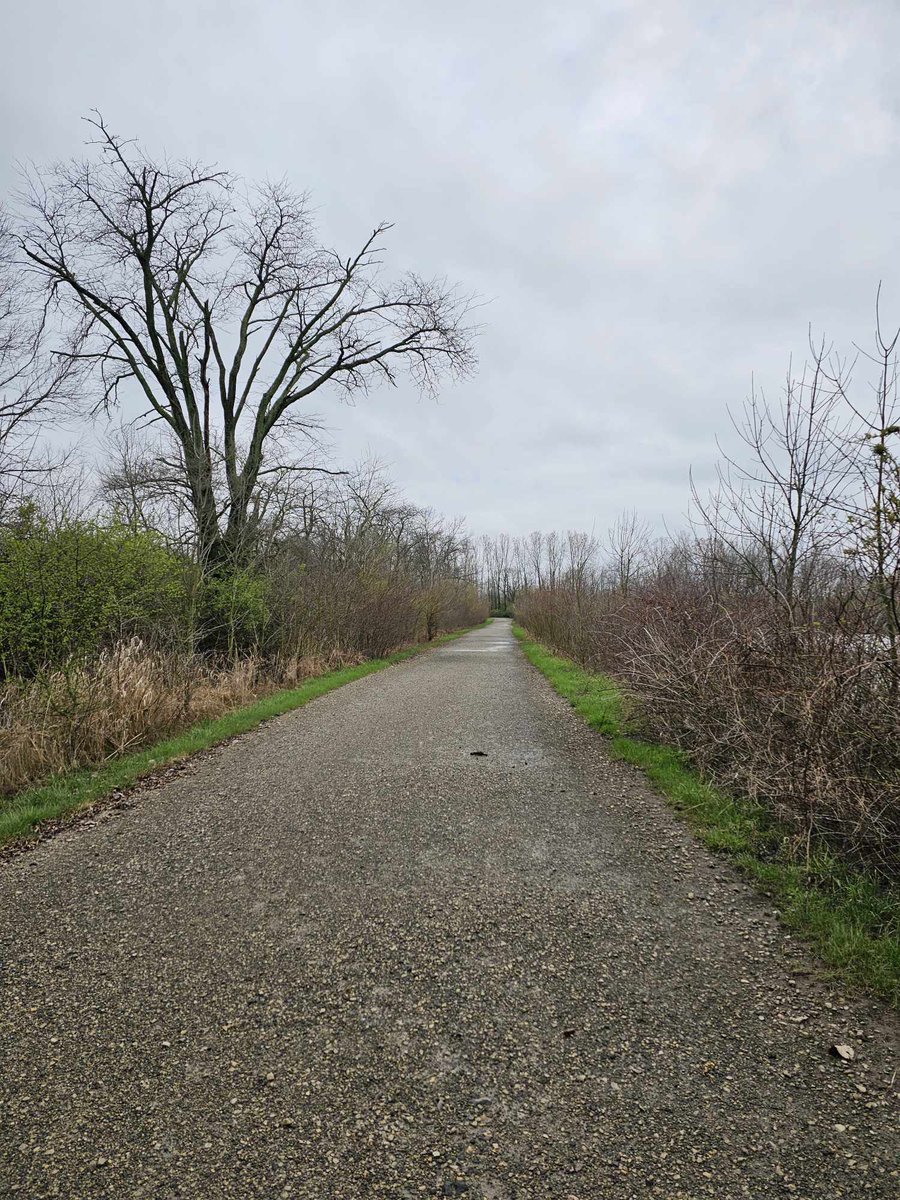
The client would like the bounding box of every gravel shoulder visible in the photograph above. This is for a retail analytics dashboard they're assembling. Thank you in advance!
[0,618,897,1198]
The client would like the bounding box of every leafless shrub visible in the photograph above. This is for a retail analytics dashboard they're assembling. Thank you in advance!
[514,306,900,876]
[266,461,485,658]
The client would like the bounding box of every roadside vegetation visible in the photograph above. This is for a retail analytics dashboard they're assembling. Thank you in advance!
[0,472,486,801]
[1,624,486,848]
[481,320,900,1002]
[0,122,485,828]
[514,627,899,1004]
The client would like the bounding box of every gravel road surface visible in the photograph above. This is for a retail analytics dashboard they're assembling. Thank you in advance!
[0,618,897,1198]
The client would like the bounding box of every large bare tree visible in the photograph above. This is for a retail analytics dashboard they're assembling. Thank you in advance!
[19,116,476,563]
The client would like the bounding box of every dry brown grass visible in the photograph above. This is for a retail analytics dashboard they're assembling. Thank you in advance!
[0,639,341,796]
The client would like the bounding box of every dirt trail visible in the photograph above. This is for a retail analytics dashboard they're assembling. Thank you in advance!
[0,618,897,1198]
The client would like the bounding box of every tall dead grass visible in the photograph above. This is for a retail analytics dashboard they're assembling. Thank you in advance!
[0,581,486,798]
[0,638,339,795]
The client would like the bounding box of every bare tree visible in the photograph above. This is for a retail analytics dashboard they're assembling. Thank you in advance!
[564,529,598,592]
[603,510,650,597]
[692,337,851,623]
[0,209,75,516]
[479,533,520,612]
[544,530,564,590]
[842,293,900,685]
[19,116,476,564]
[101,420,346,566]
[522,530,545,590]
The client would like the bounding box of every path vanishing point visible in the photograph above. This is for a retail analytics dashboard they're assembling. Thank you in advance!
[0,619,897,1198]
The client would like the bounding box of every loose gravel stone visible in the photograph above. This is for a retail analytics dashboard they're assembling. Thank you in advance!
[0,619,897,1197]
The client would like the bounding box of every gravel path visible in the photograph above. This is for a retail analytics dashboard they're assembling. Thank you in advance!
[0,618,897,1198]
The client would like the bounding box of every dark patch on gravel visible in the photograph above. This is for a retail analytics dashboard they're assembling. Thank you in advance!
[0,619,897,1198]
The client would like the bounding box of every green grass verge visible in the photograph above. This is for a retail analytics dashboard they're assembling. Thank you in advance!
[0,622,490,850]
[513,624,900,1007]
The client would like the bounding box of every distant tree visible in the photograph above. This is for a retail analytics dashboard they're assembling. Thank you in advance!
[19,115,476,565]
[604,510,649,597]
[522,530,546,590]
[479,533,519,613]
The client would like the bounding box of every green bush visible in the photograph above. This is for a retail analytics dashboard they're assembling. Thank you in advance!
[0,510,188,676]
[197,567,272,657]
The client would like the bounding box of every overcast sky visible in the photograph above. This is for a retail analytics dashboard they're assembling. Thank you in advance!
[2,1,899,536]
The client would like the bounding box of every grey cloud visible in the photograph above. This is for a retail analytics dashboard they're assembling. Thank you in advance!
[1,0,898,536]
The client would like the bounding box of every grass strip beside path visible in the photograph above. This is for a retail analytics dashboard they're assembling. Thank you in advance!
[0,623,489,850]
[513,625,900,1007]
